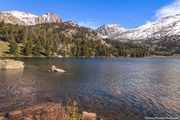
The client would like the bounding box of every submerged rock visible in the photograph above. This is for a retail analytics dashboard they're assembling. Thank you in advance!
[50,65,65,73]
[8,111,22,117]
[82,111,97,120]
[0,116,7,120]
[0,59,24,70]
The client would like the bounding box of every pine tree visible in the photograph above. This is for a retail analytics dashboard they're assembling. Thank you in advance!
[23,39,33,56]
[33,40,42,56]
[76,46,81,57]
[52,39,58,55]
[9,35,19,55]
[70,45,77,56]
[45,39,51,56]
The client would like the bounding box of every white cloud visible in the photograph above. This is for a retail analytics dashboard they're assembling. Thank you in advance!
[78,20,100,29]
[156,0,180,19]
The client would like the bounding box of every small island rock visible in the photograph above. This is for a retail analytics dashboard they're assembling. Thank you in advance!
[50,65,65,73]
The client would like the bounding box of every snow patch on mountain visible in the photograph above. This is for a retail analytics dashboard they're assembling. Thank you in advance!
[3,10,38,19]
[96,14,180,41]
[0,10,62,25]
[96,24,128,38]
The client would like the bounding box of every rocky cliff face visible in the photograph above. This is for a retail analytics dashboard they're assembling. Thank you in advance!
[35,13,62,25]
[0,11,62,25]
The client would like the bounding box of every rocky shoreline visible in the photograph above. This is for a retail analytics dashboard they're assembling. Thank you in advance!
[0,103,97,120]
[0,103,68,120]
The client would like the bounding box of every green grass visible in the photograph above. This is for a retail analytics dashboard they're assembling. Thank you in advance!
[147,54,180,58]
[0,41,9,56]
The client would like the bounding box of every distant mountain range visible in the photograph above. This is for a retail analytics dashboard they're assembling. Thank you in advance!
[0,10,180,56]
[0,10,62,25]
[1,10,180,43]
[96,14,180,42]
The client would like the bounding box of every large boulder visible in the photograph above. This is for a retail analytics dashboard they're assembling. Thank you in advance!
[82,111,97,120]
[0,59,24,70]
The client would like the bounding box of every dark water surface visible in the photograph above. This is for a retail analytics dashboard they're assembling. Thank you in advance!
[0,58,180,120]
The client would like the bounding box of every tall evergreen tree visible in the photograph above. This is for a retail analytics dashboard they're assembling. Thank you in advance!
[45,39,51,56]
[9,35,19,55]
[52,39,58,55]
[23,39,33,56]
[33,40,42,56]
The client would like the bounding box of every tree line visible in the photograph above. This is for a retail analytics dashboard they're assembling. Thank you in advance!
[105,39,151,57]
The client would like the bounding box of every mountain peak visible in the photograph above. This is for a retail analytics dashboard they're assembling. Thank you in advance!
[105,24,121,27]
[45,12,56,16]
[96,24,128,38]
[0,10,62,25]
[2,10,38,18]
[96,14,180,41]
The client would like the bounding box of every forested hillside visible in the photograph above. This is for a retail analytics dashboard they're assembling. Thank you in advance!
[0,22,115,57]
[0,21,174,58]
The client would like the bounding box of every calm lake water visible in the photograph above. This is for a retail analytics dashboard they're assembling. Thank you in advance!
[0,58,180,120]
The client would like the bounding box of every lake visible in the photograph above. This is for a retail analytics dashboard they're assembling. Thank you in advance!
[0,58,180,120]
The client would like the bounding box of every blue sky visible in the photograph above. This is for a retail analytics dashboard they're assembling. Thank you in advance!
[0,0,179,29]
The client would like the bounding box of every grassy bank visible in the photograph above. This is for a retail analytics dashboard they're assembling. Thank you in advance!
[147,54,180,58]
[0,41,9,55]
[1,54,180,58]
